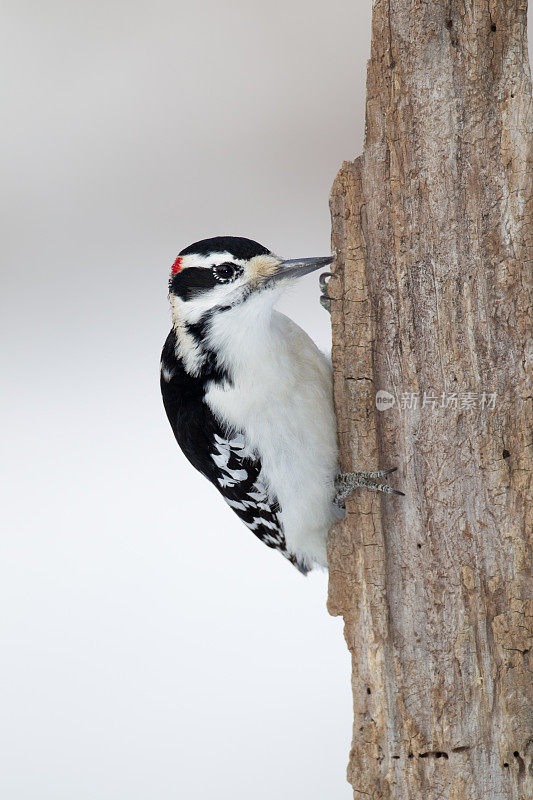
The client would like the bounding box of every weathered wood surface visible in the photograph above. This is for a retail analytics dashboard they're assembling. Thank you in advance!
[327,1,532,798]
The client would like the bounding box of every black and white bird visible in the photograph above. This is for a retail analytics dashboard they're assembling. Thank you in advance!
[161,236,401,574]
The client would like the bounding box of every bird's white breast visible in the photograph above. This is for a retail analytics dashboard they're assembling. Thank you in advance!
[204,295,339,568]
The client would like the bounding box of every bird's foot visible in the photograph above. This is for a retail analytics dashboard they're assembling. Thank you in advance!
[319,271,333,313]
[334,468,404,508]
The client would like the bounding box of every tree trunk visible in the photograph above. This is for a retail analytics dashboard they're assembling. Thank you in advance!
[327,2,532,798]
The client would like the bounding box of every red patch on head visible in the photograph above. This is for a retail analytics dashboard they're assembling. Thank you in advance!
[171,256,183,274]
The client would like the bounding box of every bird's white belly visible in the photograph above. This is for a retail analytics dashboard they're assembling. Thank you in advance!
[205,314,339,568]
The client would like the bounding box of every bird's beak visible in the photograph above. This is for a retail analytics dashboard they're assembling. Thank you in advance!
[267,256,333,284]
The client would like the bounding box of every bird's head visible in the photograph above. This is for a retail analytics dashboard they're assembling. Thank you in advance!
[168,236,332,325]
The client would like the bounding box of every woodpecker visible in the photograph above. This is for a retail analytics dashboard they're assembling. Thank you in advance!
[161,236,402,574]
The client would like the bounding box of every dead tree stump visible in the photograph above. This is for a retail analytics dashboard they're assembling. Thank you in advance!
[327,2,532,798]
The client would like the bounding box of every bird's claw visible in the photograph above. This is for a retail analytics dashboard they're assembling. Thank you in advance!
[334,467,404,508]
[319,271,333,313]
[319,271,332,291]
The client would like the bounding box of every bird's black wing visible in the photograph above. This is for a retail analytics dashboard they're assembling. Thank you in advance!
[160,331,307,573]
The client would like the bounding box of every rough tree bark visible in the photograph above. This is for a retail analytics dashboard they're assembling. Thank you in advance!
[327,2,532,798]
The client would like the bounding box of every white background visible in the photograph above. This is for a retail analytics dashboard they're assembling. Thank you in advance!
[1,2,530,799]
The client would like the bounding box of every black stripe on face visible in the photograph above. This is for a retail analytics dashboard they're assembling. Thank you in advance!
[169,268,217,301]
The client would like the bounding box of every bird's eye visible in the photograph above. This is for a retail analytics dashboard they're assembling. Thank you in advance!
[212,262,242,283]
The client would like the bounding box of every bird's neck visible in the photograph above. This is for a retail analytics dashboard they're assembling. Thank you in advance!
[172,294,279,381]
